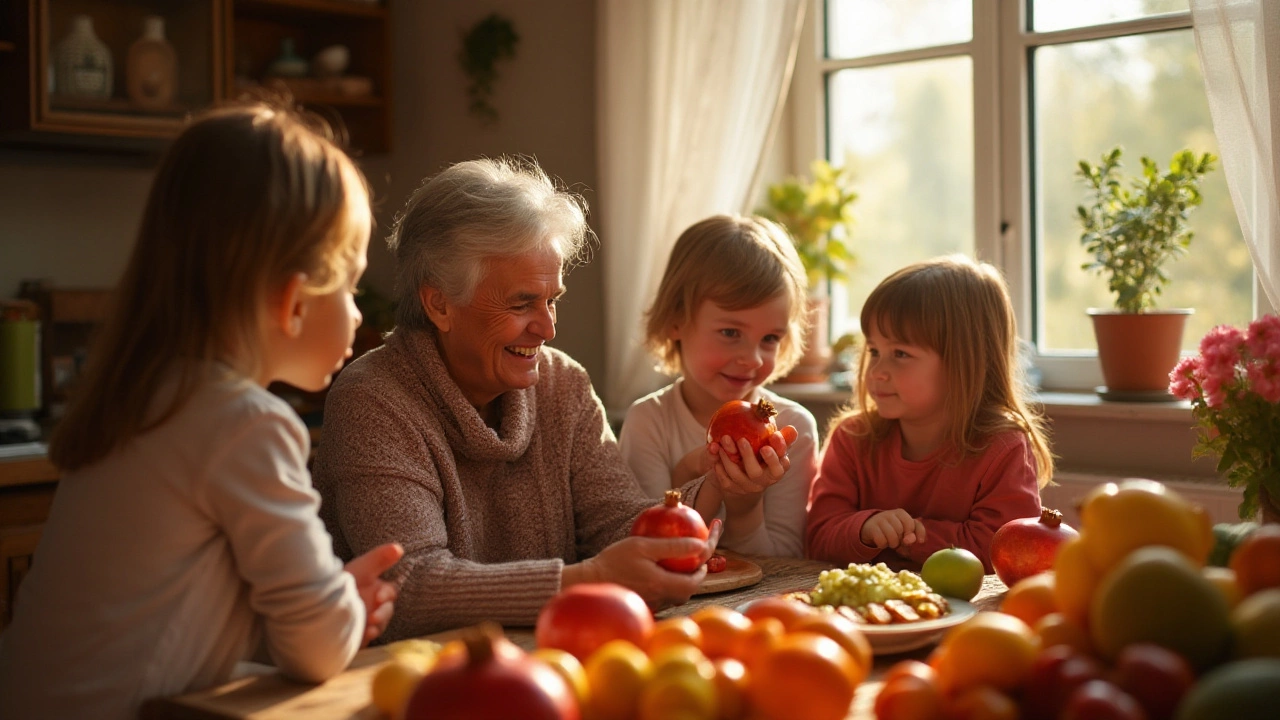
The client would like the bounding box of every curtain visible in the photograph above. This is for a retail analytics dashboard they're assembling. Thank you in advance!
[596,0,807,416]
[1190,0,1280,310]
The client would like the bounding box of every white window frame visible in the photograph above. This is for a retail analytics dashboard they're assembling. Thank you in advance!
[792,0,1273,392]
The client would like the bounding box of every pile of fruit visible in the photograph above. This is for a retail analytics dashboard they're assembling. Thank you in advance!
[371,583,876,720]
[875,479,1280,720]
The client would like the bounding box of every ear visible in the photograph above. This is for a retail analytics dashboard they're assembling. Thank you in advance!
[275,273,309,338]
[419,285,453,332]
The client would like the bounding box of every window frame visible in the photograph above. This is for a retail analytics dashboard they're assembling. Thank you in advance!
[793,0,1272,392]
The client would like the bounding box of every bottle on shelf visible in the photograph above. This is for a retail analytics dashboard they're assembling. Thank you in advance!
[126,16,178,110]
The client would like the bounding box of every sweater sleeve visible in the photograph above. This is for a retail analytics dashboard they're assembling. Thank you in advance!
[805,424,885,565]
[895,434,1042,572]
[315,381,565,639]
[618,398,678,500]
[202,412,362,682]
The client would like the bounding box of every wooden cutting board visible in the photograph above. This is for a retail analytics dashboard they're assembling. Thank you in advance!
[695,550,763,595]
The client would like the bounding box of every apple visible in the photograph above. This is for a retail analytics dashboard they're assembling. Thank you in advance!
[1021,645,1107,720]
[1061,679,1147,720]
[1111,643,1195,720]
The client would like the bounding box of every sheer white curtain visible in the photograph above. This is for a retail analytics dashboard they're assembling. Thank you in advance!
[596,0,806,416]
[1190,0,1280,310]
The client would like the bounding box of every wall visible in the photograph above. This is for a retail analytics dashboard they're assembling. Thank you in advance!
[0,0,606,382]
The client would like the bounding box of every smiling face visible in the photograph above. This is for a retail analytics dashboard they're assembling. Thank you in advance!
[424,247,565,413]
[672,295,791,424]
[863,322,948,449]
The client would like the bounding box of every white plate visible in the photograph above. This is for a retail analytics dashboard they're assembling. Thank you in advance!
[857,598,977,654]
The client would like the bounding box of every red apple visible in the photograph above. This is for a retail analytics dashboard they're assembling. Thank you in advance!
[1021,645,1107,720]
[990,507,1080,587]
[1061,680,1148,720]
[1111,643,1195,720]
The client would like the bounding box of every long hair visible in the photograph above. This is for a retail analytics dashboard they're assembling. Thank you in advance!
[49,102,371,471]
[833,254,1054,485]
[643,214,809,381]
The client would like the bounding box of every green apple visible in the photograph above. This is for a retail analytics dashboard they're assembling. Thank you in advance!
[921,547,985,601]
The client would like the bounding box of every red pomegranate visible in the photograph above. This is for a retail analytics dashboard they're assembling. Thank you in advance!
[405,622,579,720]
[535,583,655,662]
[706,398,779,461]
[630,490,709,573]
[990,507,1080,587]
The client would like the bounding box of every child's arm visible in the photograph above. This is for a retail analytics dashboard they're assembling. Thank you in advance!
[618,398,690,498]
[805,424,892,565]
[343,543,404,645]
[891,433,1042,572]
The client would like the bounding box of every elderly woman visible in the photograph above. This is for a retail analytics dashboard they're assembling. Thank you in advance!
[313,156,720,640]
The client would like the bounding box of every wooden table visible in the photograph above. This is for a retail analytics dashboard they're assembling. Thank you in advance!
[144,557,1009,720]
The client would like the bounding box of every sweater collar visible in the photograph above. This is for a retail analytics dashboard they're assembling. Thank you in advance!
[389,327,536,462]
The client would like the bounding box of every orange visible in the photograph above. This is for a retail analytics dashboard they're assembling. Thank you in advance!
[532,647,590,707]
[935,612,1039,693]
[748,634,858,720]
[1203,565,1243,609]
[711,658,750,720]
[690,606,753,660]
[648,616,704,656]
[734,616,785,672]
[999,572,1058,627]
[946,685,1018,720]
[584,639,653,720]
[789,611,873,685]
[740,595,814,630]
[1052,534,1101,625]
[1078,479,1214,572]
[1033,612,1093,656]
[1229,524,1280,597]
[874,673,944,720]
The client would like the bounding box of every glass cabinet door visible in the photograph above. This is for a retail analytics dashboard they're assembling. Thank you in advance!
[36,0,220,137]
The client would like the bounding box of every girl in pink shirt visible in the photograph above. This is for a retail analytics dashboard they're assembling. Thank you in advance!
[805,255,1053,572]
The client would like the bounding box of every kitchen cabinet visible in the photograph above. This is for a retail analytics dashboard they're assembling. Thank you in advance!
[0,0,391,153]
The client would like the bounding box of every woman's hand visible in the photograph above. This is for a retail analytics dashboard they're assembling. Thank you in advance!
[860,510,927,550]
[570,519,723,610]
[344,542,404,646]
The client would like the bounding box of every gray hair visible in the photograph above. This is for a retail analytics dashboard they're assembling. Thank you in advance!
[388,155,594,330]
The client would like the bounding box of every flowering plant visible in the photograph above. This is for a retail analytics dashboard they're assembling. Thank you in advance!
[1169,314,1280,519]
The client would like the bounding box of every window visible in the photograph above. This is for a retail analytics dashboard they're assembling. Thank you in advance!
[801,0,1259,391]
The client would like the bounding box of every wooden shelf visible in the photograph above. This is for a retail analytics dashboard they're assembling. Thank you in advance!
[235,0,387,21]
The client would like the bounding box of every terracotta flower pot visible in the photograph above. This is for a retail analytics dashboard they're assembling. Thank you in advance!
[1089,309,1192,396]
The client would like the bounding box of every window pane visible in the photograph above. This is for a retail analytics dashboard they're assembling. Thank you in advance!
[1033,30,1250,353]
[1031,0,1189,33]
[828,58,974,335]
[827,0,971,59]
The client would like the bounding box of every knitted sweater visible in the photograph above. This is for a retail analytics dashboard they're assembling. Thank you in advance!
[313,328,691,639]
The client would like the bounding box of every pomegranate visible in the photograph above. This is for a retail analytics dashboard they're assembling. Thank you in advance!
[990,507,1080,587]
[629,490,709,573]
[706,398,779,461]
[405,622,579,720]
[535,583,654,662]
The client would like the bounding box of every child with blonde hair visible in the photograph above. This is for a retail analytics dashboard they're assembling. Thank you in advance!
[806,254,1052,572]
[620,214,819,557]
[0,104,402,720]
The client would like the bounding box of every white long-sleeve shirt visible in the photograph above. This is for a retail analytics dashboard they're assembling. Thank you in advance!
[0,368,364,720]
[619,380,819,557]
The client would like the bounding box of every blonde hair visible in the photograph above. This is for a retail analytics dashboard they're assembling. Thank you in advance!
[643,215,809,381]
[835,254,1054,486]
[50,102,372,472]
[388,155,594,330]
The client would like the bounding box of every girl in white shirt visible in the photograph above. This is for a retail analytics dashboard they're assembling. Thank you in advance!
[620,215,819,557]
[0,103,402,720]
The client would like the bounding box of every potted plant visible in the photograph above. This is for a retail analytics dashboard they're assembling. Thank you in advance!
[757,159,858,383]
[1075,146,1217,397]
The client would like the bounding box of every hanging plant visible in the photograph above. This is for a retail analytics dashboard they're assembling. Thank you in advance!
[459,13,519,124]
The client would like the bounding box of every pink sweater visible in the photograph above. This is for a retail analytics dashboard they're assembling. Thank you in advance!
[805,421,1041,573]
[313,328,687,640]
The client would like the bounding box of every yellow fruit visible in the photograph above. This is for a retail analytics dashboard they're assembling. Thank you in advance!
[1078,479,1214,572]
[1052,534,1101,625]
[533,647,590,706]
[1204,565,1244,609]
[585,639,653,720]
[640,645,718,720]
[936,611,1039,693]
[1033,612,1094,656]
[1231,588,1280,659]
[1091,545,1231,670]
[1000,572,1058,627]
[370,658,426,719]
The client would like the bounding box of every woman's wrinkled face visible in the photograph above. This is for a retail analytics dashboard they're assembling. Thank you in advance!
[431,247,565,412]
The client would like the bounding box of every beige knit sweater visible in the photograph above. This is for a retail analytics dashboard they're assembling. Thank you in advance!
[313,327,695,640]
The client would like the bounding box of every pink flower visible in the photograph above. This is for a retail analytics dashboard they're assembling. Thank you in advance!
[1168,356,1201,400]
[1200,324,1244,366]
[1246,314,1280,359]
[1247,360,1280,403]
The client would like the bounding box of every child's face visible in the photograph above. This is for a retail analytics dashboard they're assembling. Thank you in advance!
[287,234,369,391]
[863,323,946,424]
[672,295,790,420]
